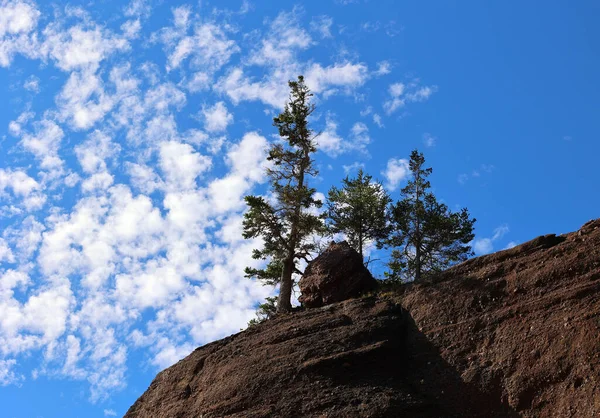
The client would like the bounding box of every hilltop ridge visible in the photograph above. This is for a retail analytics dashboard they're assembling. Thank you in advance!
[126,219,600,417]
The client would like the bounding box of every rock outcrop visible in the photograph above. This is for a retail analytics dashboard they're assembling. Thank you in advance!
[126,218,600,417]
[125,297,512,417]
[402,218,600,417]
[298,241,378,308]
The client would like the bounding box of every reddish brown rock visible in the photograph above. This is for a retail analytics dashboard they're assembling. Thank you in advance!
[125,297,510,418]
[298,241,378,308]
[126,218,600,418]
[402,218,600,417]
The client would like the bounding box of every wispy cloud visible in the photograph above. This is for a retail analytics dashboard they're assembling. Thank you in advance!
[473,224,510,255]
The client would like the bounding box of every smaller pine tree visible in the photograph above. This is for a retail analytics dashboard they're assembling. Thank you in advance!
[382,150,476,282]
[247,297,278,326]
[326,169,391,261]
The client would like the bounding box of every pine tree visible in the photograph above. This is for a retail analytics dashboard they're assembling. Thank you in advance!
[242,76,324,313]
[383,150,476,282]
[247,297,278,326]
[326,169,391,261]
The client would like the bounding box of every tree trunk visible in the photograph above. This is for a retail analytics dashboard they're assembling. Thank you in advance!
[414,171,422,282]
[277,255,294,313]
[358,229,363,260]
[415,239,421,282]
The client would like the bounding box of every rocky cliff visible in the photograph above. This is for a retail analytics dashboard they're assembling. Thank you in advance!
[126,219,600,417]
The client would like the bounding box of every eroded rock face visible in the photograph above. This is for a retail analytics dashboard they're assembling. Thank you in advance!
[125,297,511,418]
[402,218,600,417]
[126,218,600,418]
[298,241,378,308]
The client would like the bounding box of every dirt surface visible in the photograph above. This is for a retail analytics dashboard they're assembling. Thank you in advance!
[126,219,600,417]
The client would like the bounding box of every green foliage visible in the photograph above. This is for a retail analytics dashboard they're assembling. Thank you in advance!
[326,169,391,260]
[242,76,325,313]
[381,150,476,282]
[247,296,278,327]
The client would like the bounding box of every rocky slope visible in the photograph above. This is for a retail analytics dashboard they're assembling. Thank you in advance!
[126,219,600,417]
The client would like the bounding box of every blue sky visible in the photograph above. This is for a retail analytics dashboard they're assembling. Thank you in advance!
[0,0,598,416]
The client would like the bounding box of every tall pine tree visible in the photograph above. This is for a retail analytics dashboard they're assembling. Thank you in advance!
[242,76,324,313]
[326,169,391,261]
[383,150,476,282]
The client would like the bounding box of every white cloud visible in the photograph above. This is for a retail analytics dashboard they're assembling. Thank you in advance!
[383,81,437,115]
[382,157,410,190]
[202,101,233,133]
[310,15,333,39]
[124,0,151,18]
[8,110,34,136]
[185,71,210,92]
[349,122,370,154]
[342,161,364,174]
[23,75,40,92]
[76,131,119,175]
[373,113,383,128]
[0,359,22,386]
[154,7,239,73]
[374,61,391,76]
[219,47,367,107]
[0,0,444,405]
[473,224,510,255]
[0,238,15,263]
[121,19,141,40]
[0,168,46,211]
[216,67,289,108]
[423,132,436,147]
[248,8,312,67]
[208,132,269,213]
[56,64,139,131]
[104,409,117,417]
[0,0,41,67]
[473,238,493,255]
[317,116,343,157]
[159,141,212,191]
[304,62,368,94]
[41,21,128,72]
[316,117,371,157]
[458,163,495,185]
[492,224,509,241]
[3,215,45,260]
[0,0,39,36]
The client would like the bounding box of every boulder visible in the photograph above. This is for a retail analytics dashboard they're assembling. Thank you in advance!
[298,241,377,308]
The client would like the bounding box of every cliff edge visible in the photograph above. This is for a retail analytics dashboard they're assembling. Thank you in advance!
[126,219,600,417]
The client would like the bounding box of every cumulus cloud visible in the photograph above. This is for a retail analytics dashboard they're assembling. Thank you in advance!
[382,157,410,190]
[202,101,233,133]
[248,8,312,67]
[0,1,439,406]
[159,141,212,190]
[154,6,239,73]
[304,62,368,94]
[316,117,371,157]
[316,116,343,157]
[0,168,46,211]
[20,119,65,181]
[41,20,128,72]
[0,0,41,66]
